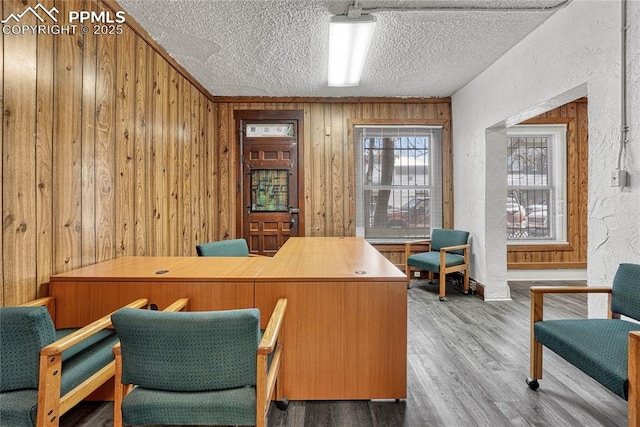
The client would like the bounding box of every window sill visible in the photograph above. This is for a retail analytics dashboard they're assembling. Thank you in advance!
[507,243,573,252]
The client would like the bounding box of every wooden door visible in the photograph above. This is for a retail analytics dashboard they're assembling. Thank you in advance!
[236,111,304,256]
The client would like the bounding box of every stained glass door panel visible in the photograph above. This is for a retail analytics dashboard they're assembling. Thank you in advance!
[250,169,289,212]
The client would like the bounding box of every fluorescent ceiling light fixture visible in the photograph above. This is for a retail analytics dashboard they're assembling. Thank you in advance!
[328,14,376,87]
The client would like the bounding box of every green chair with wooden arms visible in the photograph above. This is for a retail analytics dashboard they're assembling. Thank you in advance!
[405,228,470,301]
[527,263,640,426]
[0,297,149,427]
[111,298,288,427]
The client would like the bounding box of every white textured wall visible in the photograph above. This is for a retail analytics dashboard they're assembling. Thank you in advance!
[452,0,640,312]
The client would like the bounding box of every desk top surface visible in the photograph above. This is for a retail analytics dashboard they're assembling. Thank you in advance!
[50,237,405,282]
[49,256,270,281]
[262,237,405,281]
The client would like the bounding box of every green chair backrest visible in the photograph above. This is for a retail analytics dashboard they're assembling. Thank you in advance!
[196,239,250,257]
[0,307,56,392]
[112,308,261,392]
[430,229,469,255]
[610,263,640,321]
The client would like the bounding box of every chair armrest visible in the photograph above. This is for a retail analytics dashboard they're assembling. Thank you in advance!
[163,298,190,312]
[258,298,287,355]
[405,239,431,251]
[40,298,149,356]
[530,286,612,295]
[17,296,55,307]
[257,298,288,419]
[439,243,470,253]
[530,286,612,324]
[37,298,148,425]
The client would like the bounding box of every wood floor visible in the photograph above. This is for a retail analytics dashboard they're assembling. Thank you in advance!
[61,280,628,427]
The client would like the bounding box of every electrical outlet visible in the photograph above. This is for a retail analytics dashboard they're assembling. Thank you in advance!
[611,170,628,187]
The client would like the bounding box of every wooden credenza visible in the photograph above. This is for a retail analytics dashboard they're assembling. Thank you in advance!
[49,237,407,400]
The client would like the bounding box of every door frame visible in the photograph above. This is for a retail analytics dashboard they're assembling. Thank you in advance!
[234,110,305,241]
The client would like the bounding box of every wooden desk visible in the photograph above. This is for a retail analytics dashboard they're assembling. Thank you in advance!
[256,237,407,400]
[49,238,407,400]
[49,256,268,328]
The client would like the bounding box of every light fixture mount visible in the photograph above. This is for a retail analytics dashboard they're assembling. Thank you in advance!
[347,4,363,19]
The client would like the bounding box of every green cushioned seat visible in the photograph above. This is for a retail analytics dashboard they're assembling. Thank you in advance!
[196,239,250,257]
[407,251,465,271]
[121,386,256,426]
[112,307,261,426]
[534,319,637,399]
[0,389,39,427]
[59,331,119,396]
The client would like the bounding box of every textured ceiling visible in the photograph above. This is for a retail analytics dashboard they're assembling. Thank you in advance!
[115,0,570,97]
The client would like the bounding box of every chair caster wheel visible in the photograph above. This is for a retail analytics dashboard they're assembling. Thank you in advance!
[439,296,445,301]
[275,397,289,410]
[526,378,539,390]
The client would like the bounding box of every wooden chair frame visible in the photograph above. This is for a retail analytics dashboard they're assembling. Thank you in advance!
[257,298,287,427]
[16,296,149,427]
[405,239,470,300]
[529,286,639,427]
[113,297,287,427]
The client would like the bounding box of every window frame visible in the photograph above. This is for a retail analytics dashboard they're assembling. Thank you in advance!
[352,121,447,243]
[506,124,568,246]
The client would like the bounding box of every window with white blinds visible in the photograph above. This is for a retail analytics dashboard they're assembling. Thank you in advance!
[355,125,443,242]
[507,124,567,243]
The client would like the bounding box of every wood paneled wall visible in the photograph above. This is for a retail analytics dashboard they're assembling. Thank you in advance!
[1,0,219,305]
[507,99,588,269]
[214,100,453,239]
[1,0,452,306]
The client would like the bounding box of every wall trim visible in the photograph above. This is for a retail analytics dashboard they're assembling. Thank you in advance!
[214,96,451,104]
[507,268,587,281]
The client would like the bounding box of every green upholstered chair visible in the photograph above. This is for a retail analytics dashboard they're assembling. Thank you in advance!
[527,263,640,424]
[196,238,252,256]
[111,298,288,427]
[405,228,470,301]
[0,297,148,427]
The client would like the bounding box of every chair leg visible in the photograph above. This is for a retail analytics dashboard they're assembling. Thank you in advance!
[463,271,470,295]
[438,271,446,301]
[527,291,543,390]
[527,338,542,390]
